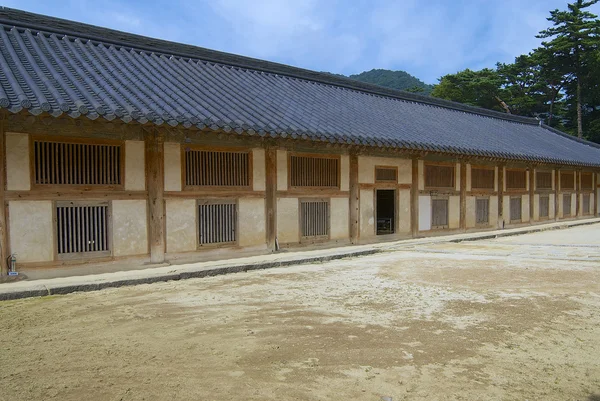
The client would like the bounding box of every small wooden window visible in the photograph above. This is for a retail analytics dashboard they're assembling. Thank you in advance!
[425,164,454,189]
[56,201,111,259]
[510,197,522,222]
[34,139,122,186]
[471,167,494,190]
[300,199,330,238]
[563,194,572,216]
[581,173,593,191]
[506,170,526,190]
[290,155,339,187]
[476,198,489,225]
[431,198,449,228]
[539,195,550,218]
[561,172,575,190]
[198,200,237,246]
[185,149,250,187]
[583,194,591,215]
[375,167,398,182]
[536,171,552,190]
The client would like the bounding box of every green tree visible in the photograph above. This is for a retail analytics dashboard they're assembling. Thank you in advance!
[536,0,600,138]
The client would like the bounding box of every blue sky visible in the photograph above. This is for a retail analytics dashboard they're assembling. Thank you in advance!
[3,0,599,84]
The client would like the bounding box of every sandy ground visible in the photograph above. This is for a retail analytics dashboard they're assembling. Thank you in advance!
[1,225,600,401]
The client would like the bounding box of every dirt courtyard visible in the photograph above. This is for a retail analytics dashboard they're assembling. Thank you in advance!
[1,225,600,401]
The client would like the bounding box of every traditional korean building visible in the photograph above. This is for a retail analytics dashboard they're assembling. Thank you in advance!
[0,7,599,274]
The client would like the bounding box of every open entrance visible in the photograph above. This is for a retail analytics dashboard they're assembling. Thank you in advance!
[376,189,395,235]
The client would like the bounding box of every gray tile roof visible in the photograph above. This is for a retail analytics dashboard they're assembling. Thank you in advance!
[1,8,600,167]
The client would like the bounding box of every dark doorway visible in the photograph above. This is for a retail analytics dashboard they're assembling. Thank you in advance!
[376,189,395,235]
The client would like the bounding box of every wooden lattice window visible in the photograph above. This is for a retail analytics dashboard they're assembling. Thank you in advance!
[471,167,494,190]
[300,199,330,238]
[198,200,237,246]
[476,198,489,225]
[56,201,111,258]
[34,139,122,186]
[510,197,522,222]
[185,149,250,187]
[425,164,454,189]
[581,173,593,191]
[583,194,591,215]
[290,155,339,187]
[375,167,398,182]
[536,171,552,190]
[539,196,550,218]
[431,198,449,228]
[506,170,526,190]
[563,194,572,216]
[561,172,575,190]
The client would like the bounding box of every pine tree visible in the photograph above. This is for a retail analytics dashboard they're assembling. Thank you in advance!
[536,0,600,138]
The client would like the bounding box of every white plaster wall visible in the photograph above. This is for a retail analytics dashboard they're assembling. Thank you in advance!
[357,156,411,184]
[340,155,350,191]
[330,197,349,240]
[163,142,181,192]
[418,195,431,231]
[359,189,375,238]
[533,194,540,221]
[558,193,564,218]
[6,132,30,190]
[277,197,298,243]
[125,140,145,191]
[277,150,287,190]
[166,199,196,253]
[549,195,555,219]
[449,195,460,229]
[465,196,476,228]
[239,198,266,247]
[489,196,498,228]
[571,193,577,216]
[598,188,600,216]
[9,201,53,263]
[398,189,411,234]
[521,194,530,222]
[502,195,510,224]
[252,148,266,191]
[112,200,148,257]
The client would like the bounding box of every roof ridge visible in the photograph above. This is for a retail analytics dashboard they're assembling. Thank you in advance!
[0,6,540,126]
[541,124,600,150]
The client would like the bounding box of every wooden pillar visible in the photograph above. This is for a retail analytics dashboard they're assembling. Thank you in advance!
[576,170,581,217]
[349,153,359,244]
[498,164,504,225]
[459,161,467,230]
[594,172,598,217]
[554,169,560,221]
[265,147,277,250]
[411,158,419,237]
[0,114,7,275]
[145,129,165,264]
[529,167,535,222]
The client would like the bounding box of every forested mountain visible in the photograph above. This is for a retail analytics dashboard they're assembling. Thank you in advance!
[329,69,433,94]
[430,0,600,143]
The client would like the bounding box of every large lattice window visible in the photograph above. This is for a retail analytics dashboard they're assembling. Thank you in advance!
[185,149,250,187]
[539,196,550,218]
[375,167,398,183]
[471,167,494,190]
[506,170,526,190]
[431,198,449,228]
[563,194,572,216]
[476,198,489,225]
[198,200,237,246]
[510,197,522,222]
[425,164,454,189]
[583,194,591,215]
[56,201,111,259]
[34,139,122,186]
[561,172,575,190]
[581,173,593,191]
[290,155,339,187]
[536,171,552,190]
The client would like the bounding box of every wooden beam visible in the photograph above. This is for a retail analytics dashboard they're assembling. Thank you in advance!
[529,167,535,222]
[460,162,467,230]
[349,153,359,244]
[145,129,165,264]
[411,158,419,237]
[0,114,7,275]
[265,147,277,250]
